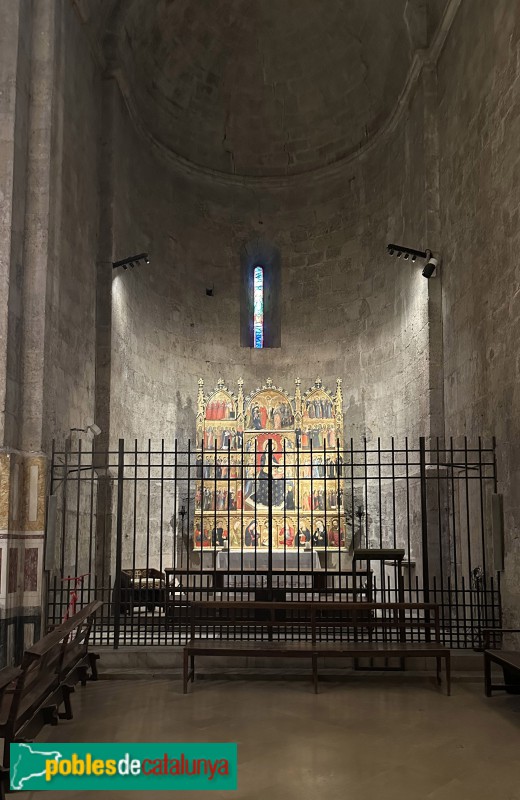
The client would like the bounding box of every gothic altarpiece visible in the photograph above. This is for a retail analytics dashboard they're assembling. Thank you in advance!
[194,378,348,554]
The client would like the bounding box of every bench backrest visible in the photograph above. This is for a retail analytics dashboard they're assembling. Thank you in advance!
[188,601,441,643]
[7,640,63,732]
[55,600,103,678]
[0,666,23,725]
[5,600,103,731]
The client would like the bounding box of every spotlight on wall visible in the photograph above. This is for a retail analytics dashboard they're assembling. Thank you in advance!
[112,253,150,270]
[422,251,439,279]
[387,243,439,279]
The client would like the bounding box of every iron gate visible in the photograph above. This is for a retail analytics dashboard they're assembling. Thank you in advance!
[45,436,501,648]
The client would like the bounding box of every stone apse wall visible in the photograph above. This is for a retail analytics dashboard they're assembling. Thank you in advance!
[103,18,442,584]
[436,0,520,626]
[108,81,434,446]
[1,0,519,662]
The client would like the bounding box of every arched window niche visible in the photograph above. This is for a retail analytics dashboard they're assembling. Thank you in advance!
[240,238,281,348]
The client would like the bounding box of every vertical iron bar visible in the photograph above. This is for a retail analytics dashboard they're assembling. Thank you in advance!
[159,440,164,576]
[419,437,430,604]
[378,437,382,549]
[283,438,287,580]
[226,441,231,604]
[391,437,396,549]
[60,440,69,574]
[173,438,179,643]
[46,439,56,630]
[74,439,82,576]
[463,437,474,647]
[267,439,273,597]
[364,437,368,547]
[405,437,411,603]
[131,440,138,646]
[87,439,95,579]
[240,435,244,601]
[323,436,327,598]
[186,438,192,616]
[464,436,472,579]
[450,437,459,596]
[113,438,125,649]
[295,436,301,599]
[436,437,446,638]
[145,439,151,645]
[478,436,487,579]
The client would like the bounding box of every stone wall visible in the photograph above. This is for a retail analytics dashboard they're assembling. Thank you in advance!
[0,0,101,664]
[41,0,100,451]
[0,0,99,453]
[105,58,439,577]
[109,79,434,450]
[437,0,520,624]
[0,0,32,450]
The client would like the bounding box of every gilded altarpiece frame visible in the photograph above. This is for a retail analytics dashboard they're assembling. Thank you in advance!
[194,378,346,553]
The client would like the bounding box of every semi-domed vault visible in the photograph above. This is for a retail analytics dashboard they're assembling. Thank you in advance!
[79,0,447,177]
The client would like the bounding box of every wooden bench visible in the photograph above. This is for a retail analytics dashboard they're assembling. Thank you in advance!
[117,569,167,615]
[0,600,102,787]
[166,567,372,609]
[0,667,23,798]
[183,601,450,695]
[483,628,520,696]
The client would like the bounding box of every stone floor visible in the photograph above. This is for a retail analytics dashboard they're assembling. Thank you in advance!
[15,674,520,800]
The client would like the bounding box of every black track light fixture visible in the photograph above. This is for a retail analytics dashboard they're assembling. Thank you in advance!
[387,243,439,279]
[112,252,150,271]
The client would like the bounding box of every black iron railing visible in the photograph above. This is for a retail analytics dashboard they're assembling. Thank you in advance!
[46,436,501,649]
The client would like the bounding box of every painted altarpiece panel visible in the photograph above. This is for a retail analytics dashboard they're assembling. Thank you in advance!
[194,378,346,553]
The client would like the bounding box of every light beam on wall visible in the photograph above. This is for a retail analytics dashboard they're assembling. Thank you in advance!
[253,265,264,348]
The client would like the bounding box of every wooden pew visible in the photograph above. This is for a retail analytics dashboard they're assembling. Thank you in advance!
[0,668,22,799]
[483,628,520,696]
[183,600,450,695]
[0,600,102,789]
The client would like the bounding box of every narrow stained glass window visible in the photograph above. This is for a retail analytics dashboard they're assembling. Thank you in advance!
[253,265,264,348]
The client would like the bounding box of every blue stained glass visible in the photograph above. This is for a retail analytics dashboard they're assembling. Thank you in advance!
[253,265,264,348]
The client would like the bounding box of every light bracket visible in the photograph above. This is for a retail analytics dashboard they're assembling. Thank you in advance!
[112,252,150,270]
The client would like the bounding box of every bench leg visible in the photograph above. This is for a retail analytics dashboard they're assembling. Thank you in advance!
[78,665,89,687]
[88,652,100,682]
[484,652,492,697]
[436,657,442,686]
[312,654,318,694]
[59,685,74,720]
[43,705,59,726]
[445,653,451,697]
[183,649,189,694]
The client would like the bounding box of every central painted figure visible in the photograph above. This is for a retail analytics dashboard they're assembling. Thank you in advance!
[247,436,286,508]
